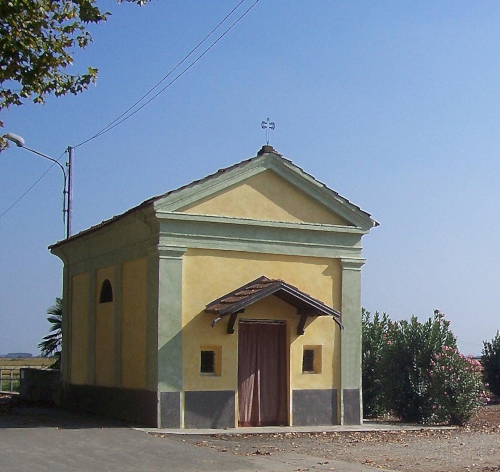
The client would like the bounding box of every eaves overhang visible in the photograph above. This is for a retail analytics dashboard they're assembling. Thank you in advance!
[205,276,342,335]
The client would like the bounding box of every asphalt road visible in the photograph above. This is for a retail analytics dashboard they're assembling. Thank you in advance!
[0,426,379,472]
[0,406,374,471]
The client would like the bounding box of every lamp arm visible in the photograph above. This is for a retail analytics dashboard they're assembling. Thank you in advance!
[6,133,72,238]
[22,145,68,228]
[21,145,67,180]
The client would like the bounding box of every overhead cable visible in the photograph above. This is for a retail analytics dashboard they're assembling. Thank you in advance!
[73,0,259,149]
[0,150,67,220]
[1,1,260,222]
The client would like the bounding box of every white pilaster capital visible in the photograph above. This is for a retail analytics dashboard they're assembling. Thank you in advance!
[340,258,366,271]
[152,245,187,260]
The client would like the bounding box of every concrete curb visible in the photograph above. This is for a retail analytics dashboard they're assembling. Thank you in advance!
[137,422,457,436]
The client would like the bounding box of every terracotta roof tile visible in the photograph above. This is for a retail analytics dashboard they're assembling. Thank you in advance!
[205,275,340,320]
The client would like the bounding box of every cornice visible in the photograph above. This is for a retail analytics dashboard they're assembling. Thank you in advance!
[157,212,365,259]
[268,158,375,230]
[153,153,377,230]
[156,211,370,235]
[153,157,267,212]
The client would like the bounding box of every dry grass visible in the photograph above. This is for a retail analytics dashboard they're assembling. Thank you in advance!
[0,357,53,369]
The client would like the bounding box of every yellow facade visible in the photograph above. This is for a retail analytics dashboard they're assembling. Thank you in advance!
[70,272,89,385]
[67,260,149,390]
[121,258,148,390]
[95,266,115,387]
[182,248,342,394]
[180,170,350,226]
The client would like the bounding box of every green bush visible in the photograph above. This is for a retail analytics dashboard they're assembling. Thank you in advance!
[383,311,457,423]
[362,309,390,417]
[363,309,486,425]
[430,349,485,425]
[482,331,500,397]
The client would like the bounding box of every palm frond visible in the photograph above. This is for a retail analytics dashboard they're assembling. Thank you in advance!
[39,298,63,361]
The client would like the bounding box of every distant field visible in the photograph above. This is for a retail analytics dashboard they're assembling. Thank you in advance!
[0,357,53,369]
[0,357,54,392]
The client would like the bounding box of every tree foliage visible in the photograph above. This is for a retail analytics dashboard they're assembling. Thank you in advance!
[482,330,500,397]
[430,347,484,425]
[38,297,62,368]
[383,311,458,423]
[361,308,390,417]
[0,0,149,148]
[362,309,486,425]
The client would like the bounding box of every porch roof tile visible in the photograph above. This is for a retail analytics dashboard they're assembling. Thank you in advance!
[205,275,341,320]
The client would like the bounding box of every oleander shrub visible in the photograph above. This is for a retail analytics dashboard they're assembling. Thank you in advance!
[362,309,486,425]
[362,309,390,417]
[429,348,486,425]
[383,310,457,423]
[482,331,500,397]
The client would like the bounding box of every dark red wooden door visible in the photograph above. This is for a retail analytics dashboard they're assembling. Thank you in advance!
[238,321,287,426]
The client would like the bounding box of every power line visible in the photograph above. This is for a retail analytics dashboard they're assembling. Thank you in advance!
[0,150,67,220]
[75,0,247,146]
[1,1,260,222]
[73,0,259,149]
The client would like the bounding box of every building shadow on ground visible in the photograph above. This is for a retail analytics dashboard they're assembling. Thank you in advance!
[0,394,135,429]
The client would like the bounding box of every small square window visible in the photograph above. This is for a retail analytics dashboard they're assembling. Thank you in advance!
[200,350,215,374]
[200,345,222,376]
[302,345,322,374]
[302,349,315,372]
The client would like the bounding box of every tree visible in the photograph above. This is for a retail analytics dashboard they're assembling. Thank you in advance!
[482,331,500,397]
[0,0,149,149]
[38,297,62,368]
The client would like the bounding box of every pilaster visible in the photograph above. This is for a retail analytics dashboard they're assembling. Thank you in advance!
[156,245,186,427]
[87,270,96,385]
[146,247,159,391]
[61,264,70,384]
[339,257,365,425]
[113,265,122,387]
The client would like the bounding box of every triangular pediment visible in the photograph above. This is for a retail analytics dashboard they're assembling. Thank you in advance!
[153,147,377,230]
[179,170,350,226]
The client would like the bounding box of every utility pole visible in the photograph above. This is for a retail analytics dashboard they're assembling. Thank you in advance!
[66,146,73,238]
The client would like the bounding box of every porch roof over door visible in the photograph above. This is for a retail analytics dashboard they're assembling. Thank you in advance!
[205,276,342,334]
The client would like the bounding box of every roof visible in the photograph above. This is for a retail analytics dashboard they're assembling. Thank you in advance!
[50,145,377,249]
[205,275,341,320]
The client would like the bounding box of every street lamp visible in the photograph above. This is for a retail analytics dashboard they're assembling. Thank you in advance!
[6,133,73,239]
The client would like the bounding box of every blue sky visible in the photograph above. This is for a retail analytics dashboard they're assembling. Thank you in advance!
[1,0,499,355]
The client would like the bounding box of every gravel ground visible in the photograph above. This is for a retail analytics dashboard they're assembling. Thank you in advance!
[165,405,500,472]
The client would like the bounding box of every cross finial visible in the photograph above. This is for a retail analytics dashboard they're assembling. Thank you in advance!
[261,118,275,145]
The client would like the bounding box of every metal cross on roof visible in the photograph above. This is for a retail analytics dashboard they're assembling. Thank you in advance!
[261,118,275,145]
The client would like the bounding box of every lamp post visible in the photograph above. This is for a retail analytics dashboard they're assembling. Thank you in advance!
[6,133,72,239]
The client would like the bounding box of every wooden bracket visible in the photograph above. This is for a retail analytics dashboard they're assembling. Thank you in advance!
[297,313,308,336]
[226,312,242,334]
